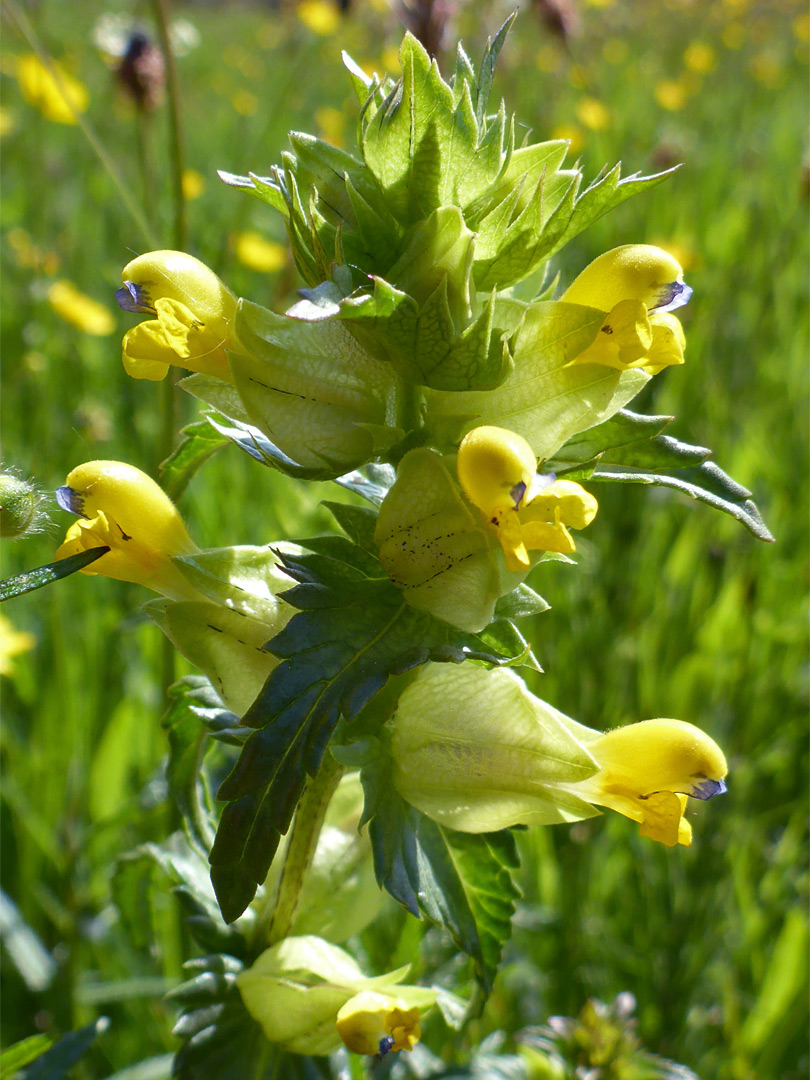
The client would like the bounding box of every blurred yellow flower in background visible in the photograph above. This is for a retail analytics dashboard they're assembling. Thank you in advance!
[0,106,16,136]
[296,0,340,35]
[551,123,585,155]
[48,281,116,336]
[603,39,629,65]
[16,54,88,125]
[231,231,287,273]
[8,227,60,275]
[231,89,258,116]
[0,614,35,678]
[684,42,716,73]
[655,79,688,112]
[181,168,205,200]
[315,105,346,147]
[576,96,610,131]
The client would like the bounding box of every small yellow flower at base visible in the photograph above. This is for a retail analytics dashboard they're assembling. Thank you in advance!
[563,245,691,375]
[572,718,728,847]
[231,231,287,273]
[457,426,598,572]
[55,460,199,599]
[117,251,239,382]
[336,991,421,1057]
[48,281,116,336]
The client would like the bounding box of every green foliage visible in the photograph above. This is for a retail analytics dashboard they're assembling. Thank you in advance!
[0,546,109,602]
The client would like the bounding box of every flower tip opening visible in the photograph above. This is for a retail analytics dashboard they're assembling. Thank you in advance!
[115,281,152,314]
[690,776,727,800]
[54,485,83,515]
[652,280,693,313]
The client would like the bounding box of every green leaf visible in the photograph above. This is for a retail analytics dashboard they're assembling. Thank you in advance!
[546,408,674,470]
[159,418,231,501]
[589,461,774,541]
[18,1018,109,1080]
[209,539,540,923]
[160,677,219,851]
[217,170,288,216]
[362,750,520,993]
[493,583,551,621]
[471,12,517,126]
[0,547,109,603]
[424,302,651,461]
[0,1036,53,1076]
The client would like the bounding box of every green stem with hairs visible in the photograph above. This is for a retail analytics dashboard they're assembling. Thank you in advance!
[254,754,346,948]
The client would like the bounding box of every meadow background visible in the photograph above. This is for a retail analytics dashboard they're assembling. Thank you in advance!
[1,0,807,1077]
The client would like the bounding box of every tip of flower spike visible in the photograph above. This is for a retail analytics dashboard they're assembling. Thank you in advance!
[690,776,727,800]
[54,485,84,515]
[651,280,693,313]
[115,281,153,313]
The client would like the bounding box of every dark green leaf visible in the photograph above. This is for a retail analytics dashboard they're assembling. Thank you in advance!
[0,547,109,603]
[160,419,230,501]
[473,12,517,126]
[334,463,395,505]
[161,678,221,851]
[602,433,710,470]
[321,501,379,551]
[590,461,774,541]
[206,417,338,481]
[546,408,674,470]
[492,583,551,621]
[19,1018,109,1080]
[209,539,535,922]
[363,748,520,994]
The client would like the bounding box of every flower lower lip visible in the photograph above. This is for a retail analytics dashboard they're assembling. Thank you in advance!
[54,485,84,516]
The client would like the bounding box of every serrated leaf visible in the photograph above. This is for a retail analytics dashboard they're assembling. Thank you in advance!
[363,754,520,993]
[334,462,396,505]
[590,461,774,541]
[18,1018,109,1080]
[217,170,288,216]
[159,418,231,501]
[209,539,538,922]
[473,12,517,126]
[602,432,710,470]
[546,407,673,469]
[0,547,109,603]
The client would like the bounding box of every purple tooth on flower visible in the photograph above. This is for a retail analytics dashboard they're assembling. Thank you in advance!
[652,280,693,313]
[690,776,727,800]
[54,485,84,515]
[115,281,153,314]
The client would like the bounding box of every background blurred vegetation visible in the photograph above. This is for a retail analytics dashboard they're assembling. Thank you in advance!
[1,0,807,1077]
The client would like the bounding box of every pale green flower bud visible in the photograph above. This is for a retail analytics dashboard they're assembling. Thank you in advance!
[0,471,48,539]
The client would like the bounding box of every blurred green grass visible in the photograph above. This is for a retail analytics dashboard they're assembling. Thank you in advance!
[1,1,807,1077]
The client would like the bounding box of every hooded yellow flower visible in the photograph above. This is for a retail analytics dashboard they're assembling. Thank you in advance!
[457,425,598,572]
[391,664,727,847]
[563,245,691,375]
[336,991,421,1057]
[116,251,238,382]
[55,460,199,598]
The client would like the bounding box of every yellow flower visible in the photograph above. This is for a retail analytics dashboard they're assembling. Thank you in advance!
[684,42,716,74]
[0,614,36,677]
[55,460,199,598]
[296,0,340,35]
[48,281,116,336]
[562,244,691,375]
[181,168,205,200]
[575,97,610,132]
[117,250,238,382]
[336,991,421,1057]
[231,231,287,273]
[0,105,17,136]
[391,664,728,847]
[571,719,728,846]
[16,54,88,125]
[655,79,688,112]
[237,935,436,1057]
[457,426,597,572]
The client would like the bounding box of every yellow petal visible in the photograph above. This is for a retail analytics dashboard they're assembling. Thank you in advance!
[522,479,598,530]
[563,245,686,312]
[336,991,421,1057]
[457,426,537,514]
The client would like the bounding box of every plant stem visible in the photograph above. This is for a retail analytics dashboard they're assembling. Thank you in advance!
[1,0,158,248]
[151,0,187,252]
[255,754,345,948]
